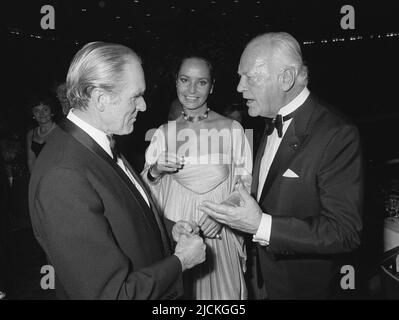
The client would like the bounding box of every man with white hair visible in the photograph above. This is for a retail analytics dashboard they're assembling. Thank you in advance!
[29,42,206,299]
[199,32,363,299]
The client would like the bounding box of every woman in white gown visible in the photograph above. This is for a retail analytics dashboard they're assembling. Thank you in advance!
[142,56,252,299]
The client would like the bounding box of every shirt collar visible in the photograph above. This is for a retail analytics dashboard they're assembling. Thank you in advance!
[278,87,310,117]
[66,109,113,158]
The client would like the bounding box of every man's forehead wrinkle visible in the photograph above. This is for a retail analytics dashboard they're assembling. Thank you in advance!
[242,40,271,77]
[239,39,271,77]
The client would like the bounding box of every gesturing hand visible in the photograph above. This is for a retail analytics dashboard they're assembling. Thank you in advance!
[198,183,262,234]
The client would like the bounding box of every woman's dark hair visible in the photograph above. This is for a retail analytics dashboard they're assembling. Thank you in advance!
[174,54,215,83]
[29,96,55,112]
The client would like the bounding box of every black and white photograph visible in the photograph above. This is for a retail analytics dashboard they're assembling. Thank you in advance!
[1,0,398,304]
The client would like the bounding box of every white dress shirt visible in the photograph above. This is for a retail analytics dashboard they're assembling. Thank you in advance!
[253,87,310,245]
[67,109,150,206]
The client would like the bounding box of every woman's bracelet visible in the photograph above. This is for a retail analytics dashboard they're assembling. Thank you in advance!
[147,164,161,183]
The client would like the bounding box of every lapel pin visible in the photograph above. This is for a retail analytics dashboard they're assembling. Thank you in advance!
[290,142,300,150]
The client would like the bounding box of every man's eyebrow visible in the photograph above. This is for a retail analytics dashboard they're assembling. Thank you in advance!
[245,70,255,78]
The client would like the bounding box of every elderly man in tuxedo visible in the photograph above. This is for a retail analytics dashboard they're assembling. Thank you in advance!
[29,42,206,300]
[199,32,363,299]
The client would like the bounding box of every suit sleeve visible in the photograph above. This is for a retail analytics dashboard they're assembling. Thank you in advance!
[33,167,182,300]
[269,124,363,254]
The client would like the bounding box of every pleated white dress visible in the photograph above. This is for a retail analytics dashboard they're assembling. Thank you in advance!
[142,120,252,300]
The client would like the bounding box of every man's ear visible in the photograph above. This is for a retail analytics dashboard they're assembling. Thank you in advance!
[91,88,109,112]
[280,67,296,92]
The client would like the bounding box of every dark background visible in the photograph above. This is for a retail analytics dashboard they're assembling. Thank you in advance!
[1,0,398,162]
[1,0,398,299]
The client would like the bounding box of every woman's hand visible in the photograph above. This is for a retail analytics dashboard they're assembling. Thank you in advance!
[198,214,223,239]
[150,152,185,178]
[172,220,199,242]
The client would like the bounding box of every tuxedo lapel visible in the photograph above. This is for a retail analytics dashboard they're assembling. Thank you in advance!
[251,127,268,198]
[259,122,302,202]
[258,95,317,203]
[58,119,164,246]
[121,155,173,254]
[120,156,152,208]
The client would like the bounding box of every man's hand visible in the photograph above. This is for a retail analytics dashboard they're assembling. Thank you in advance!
[198,183,262,234]
[174,234,206,271]
[198,214,222,239]
[172,220,199,242]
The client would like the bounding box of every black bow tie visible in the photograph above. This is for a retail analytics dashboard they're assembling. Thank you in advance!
[265,113,293,138]
[107,134,120,161]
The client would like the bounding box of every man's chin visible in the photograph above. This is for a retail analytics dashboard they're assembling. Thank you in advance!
[248,107,259,118]
[117,126,134,135]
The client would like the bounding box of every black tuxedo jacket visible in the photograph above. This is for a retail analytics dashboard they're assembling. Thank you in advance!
[28,119,183,299]
[253,94,363,299]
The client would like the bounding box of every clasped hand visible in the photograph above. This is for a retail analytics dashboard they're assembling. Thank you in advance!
[173,220,206,271]
[198,214,222,239]
[172,218,221,240]
[172,220,199,242]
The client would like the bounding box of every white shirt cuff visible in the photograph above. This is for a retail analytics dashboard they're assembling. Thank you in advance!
[252,213,272,246]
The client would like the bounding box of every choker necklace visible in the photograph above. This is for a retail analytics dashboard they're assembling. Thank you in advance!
[37,122,56,138]
[181,108,210,122]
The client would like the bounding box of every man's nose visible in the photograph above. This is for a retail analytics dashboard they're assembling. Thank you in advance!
[237,77,246,93]
[138,97,147,112]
